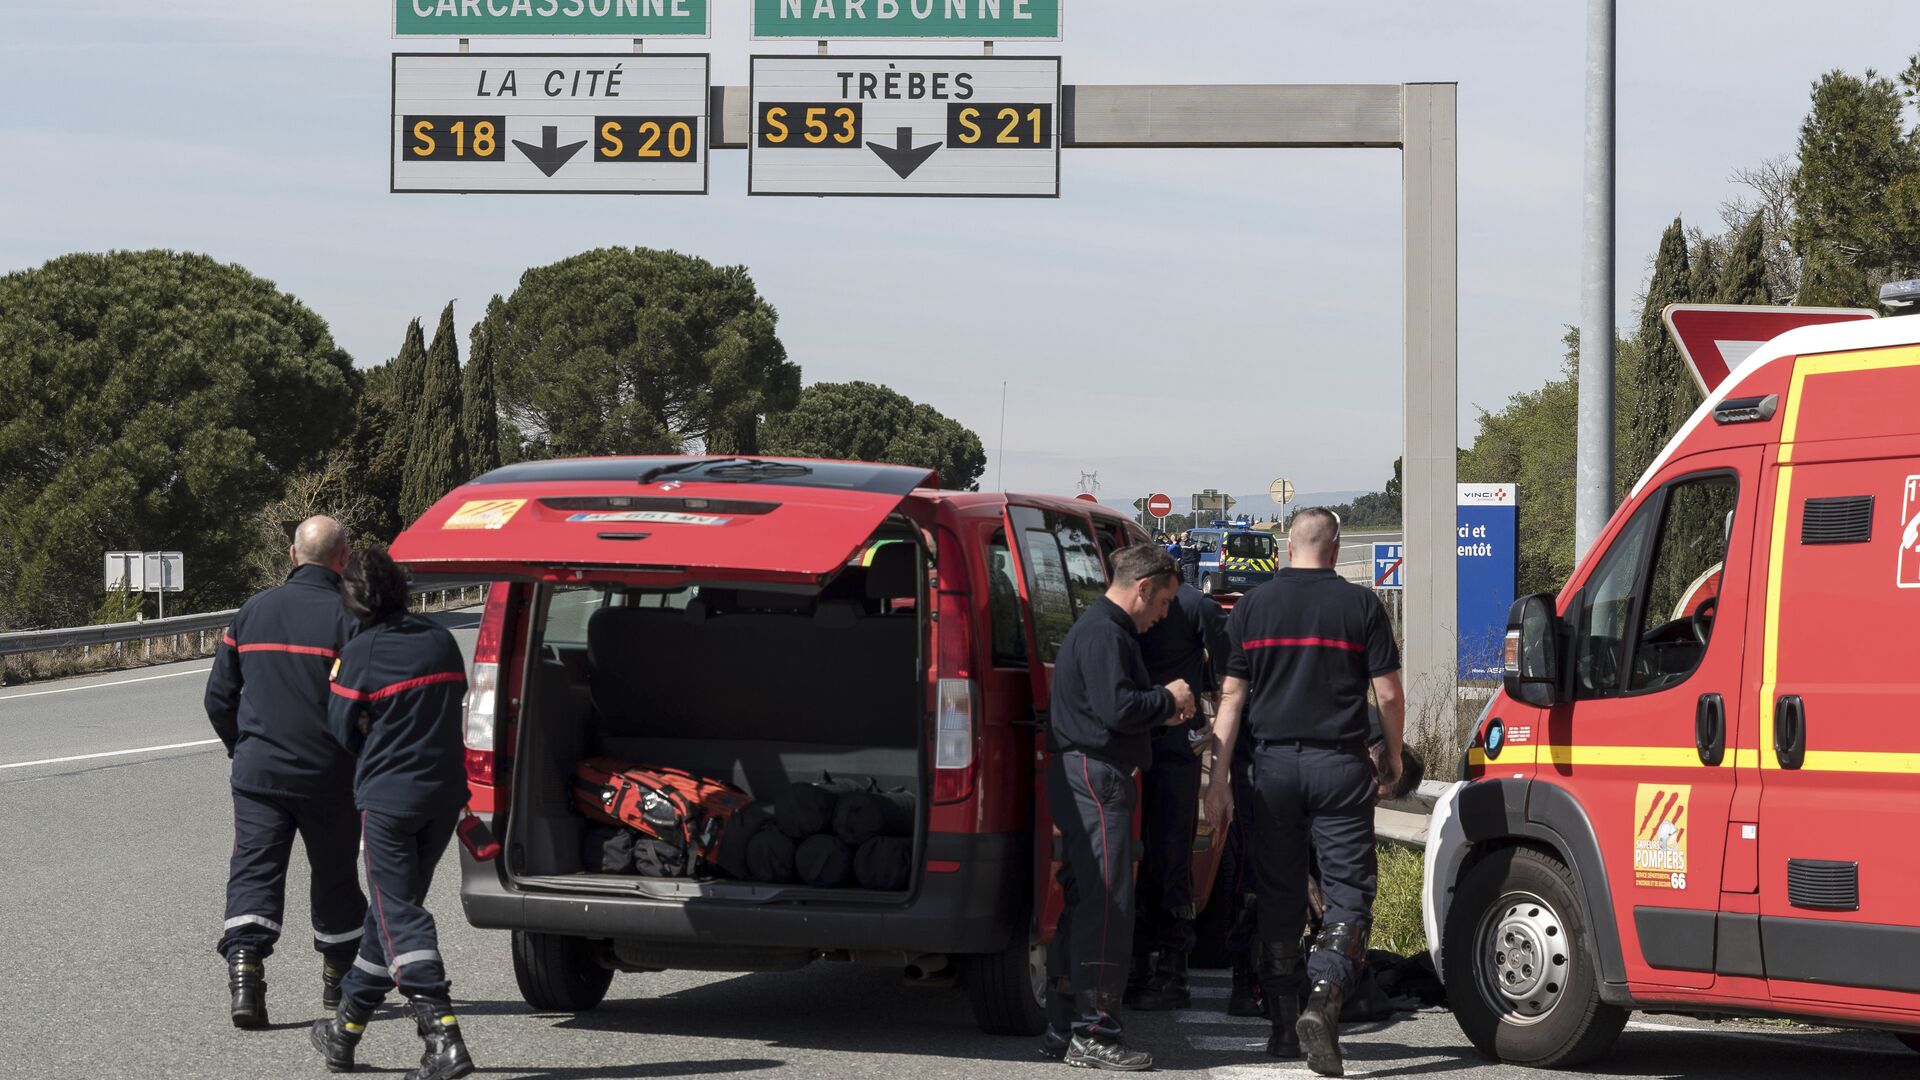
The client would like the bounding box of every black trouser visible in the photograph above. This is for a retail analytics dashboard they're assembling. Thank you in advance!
[1133,732,1201,961]
[339,808,458,1007]
[219,788,366,963]
[1223,751,1260,965]
[1045,750,1137,1040]
[1246,742,1377,997]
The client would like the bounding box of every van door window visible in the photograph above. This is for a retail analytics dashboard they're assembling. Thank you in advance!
[1574,507,1659,695]
[1052,512,1108,616]
[1629,475,1737,692]
[987,530,1028,667]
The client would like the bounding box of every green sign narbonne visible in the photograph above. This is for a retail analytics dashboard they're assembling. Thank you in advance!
[393,0,711,38]
[752,0,1061,40]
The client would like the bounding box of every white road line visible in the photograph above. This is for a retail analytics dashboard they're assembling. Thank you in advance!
[1187,1035,1270,1052]
[1177,1011,1268,1026]
[0,665,212,701]
[0,738,222,771]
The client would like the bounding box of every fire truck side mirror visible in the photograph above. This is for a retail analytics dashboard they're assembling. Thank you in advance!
[1503,593,1562,708]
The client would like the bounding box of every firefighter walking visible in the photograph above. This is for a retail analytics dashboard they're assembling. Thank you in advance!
[205,515,366,1028]
[311,545,475,1079]
[1040,544,1195,1071]
[1205,509,1405,1076]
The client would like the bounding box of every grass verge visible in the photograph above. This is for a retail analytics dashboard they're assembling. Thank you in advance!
[1374,844,1427,957]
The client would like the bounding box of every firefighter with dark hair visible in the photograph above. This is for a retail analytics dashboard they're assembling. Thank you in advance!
[1038,543,1195,1071]
[310,546,474,1080]
[205,515,366,1029]
[1204,508,1405,1076]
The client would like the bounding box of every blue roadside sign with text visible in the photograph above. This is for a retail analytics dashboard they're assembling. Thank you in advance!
[1456,484,1517,680]
[1372,543,1403,590]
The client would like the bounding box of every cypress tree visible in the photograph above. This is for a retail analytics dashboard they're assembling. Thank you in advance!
[462,295,504,475]
[1716,212,1771,305]
[1687,235,1722,303]
[1618,218,1697,496]
[400,302,468,525]
[365,318,429,536]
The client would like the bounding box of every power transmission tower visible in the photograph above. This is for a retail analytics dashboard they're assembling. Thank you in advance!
[1076,471,1100,497]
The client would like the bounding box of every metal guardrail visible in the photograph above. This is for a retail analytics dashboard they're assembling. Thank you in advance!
[1375,779,1447,849]
[0,581,490,658]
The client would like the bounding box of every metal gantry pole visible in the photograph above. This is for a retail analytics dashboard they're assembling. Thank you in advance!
[1575,0,1617,559]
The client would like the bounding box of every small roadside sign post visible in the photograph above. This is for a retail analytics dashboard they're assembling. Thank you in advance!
[104,552,145,594]
[1372,543,1403,590]
[392,0,712,38]
[1269,477,1294,506]
[751,0,1063,40]
[391,54,710,195]
[143,552,184,620]
[1147,492,1172,520]
[1662,304,1876,394]
[748,55,1060,197]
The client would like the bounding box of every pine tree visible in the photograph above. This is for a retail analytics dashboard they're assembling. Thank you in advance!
[462,295,504,476]
[400,303,468,526]
[1716,212,1771,305]
[1617,218,1697,496]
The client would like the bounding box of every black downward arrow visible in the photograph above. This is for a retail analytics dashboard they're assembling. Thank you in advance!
[513,125,588,178]
[866,126,941,179]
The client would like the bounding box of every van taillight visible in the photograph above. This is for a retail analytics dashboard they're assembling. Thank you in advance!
[933,575,976,804]
[464,585,510,788]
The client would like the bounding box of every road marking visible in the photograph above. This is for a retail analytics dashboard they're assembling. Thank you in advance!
[1176,1010,1267,1027]
[0,665,212,701]
[0,738,222,771]
[1206,1064,1376,1078]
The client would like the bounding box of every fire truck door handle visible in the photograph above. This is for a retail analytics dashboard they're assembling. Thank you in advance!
[1773,695,1806,770]
[1695,693,1725,766]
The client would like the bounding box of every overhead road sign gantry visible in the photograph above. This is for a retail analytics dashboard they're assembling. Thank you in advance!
[393,0,712,38]
[752,0,1062,40]
[392,53,709,194]
[749,56,1060,197]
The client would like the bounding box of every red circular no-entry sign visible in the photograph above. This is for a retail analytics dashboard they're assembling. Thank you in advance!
[1147,493,1173,519]
[1075,492,1099,503]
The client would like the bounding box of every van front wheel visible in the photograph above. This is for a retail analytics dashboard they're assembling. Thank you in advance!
[1200,574,1216,595]
[966,927,1047,1036]
[1443,846,1626,1069]
[512,930,614,1013]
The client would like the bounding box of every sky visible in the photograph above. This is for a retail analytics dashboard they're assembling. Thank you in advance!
[4,1,1914,513]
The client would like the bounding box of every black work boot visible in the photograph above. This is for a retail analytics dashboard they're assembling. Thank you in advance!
[309,997,375,1073]
[1120,951,1152,1008]
[1129,950,1191,1011]
[1257,940,1304,1059]
[1041,981,1074,1060]
[1296,979,1345,1077]
[321,960,347,1010]
[407,996,475,1080]
[1064,990,1153,1071]
[1227,961,1266,1018]
[227,949,268,1029]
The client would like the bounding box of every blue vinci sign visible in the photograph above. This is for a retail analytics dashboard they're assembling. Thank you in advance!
[1456,484,1517,681]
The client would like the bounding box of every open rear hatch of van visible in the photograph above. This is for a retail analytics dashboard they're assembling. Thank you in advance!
[392,457,936,905]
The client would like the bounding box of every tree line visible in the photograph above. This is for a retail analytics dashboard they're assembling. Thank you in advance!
[0,246,986,630]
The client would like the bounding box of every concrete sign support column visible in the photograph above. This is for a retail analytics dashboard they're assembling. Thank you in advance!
[710,81,1459,728]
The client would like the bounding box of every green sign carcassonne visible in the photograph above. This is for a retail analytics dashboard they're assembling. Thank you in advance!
[394,0,710,38]
[753,0,1061,40]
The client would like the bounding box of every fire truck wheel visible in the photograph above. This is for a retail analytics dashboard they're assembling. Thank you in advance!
[512,930,614,1013]
[1444,846,1627,1069]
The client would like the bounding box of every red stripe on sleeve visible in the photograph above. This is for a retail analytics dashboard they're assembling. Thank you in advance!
[1242,636,1366,653]
[367,670,467,702]
[237,643,339,659]
[220,633,237,648]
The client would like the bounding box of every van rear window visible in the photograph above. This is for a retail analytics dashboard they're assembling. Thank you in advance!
[1224,533,1275,558]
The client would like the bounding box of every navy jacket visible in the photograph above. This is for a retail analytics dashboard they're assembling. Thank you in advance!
[1046,596,1174,773]
[326,611,470,817]
[205,564,362,798]
[1225,567,1400,745]
[1137,584,1229,745]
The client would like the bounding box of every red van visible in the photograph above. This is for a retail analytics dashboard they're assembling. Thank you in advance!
[389,458,1231,1034]
[1424,315,1920,1066]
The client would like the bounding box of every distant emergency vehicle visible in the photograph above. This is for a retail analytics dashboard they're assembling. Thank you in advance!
[1424,315,1920,1066]
[1185,519,1278,595]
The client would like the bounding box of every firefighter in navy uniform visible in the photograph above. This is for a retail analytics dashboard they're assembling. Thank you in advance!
[1204,508,1405,1077]
[205,515,366,1029]
[311,546,474,1080]
[1038,544,1195,1072]
[1124,580,1229,1011]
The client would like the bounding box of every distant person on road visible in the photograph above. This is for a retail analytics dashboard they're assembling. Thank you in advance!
[311,545,475,1079]
[1125,576,1230,1012]
[1203,507,1405,1076]
[1039,544,1195,1072]
[205,515,366,1030]
[1179,535,1201,587]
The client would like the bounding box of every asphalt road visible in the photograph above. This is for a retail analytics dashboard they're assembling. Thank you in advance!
[4,609,1917,1079]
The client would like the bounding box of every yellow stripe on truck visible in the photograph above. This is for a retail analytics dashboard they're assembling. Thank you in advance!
[1467,743,1919,775]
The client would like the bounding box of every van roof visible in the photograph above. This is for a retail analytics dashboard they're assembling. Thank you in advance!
[1629,314,1920,499]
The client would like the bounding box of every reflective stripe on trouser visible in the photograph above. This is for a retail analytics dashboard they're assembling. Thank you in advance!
[220,788,367,961]
[1044,750,1137,1040]
[1247,743,1377,997]
[339,808,458,1008]
[1133,733,1201,957]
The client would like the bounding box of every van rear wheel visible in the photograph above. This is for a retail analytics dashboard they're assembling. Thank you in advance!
[512,930,614,1013]
[1200,574,1216,595]
[1444,846,1626,1069]
[966,926,1047,1036]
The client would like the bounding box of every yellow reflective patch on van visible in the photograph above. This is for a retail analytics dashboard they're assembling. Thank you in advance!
[442,499,526,531]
